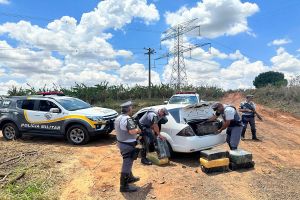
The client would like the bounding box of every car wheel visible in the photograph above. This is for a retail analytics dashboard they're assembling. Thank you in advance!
[166,141,174,158]
[67,125,90,145]
[2,123,21,140]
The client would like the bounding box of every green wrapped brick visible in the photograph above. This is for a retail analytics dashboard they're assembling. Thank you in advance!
[229,161,255,170]
[200,149,229,161]
[201,165,229,173]
[229,149,253,164]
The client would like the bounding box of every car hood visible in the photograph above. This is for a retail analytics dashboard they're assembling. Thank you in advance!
[69,107,118,117]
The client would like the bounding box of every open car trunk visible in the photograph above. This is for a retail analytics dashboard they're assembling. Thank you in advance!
[180,102,222,136]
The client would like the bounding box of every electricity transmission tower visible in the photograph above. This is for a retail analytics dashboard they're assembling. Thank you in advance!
[156,18,211,90]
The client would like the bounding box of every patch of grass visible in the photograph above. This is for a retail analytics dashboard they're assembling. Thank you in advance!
[1,179,57,200]
[242,86,300,117]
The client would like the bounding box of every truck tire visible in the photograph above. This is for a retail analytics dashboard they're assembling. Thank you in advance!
[66,124,90,145]
[2,123,21,140]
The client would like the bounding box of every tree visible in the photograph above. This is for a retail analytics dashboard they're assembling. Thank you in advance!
[289,75,300,86]
[253,71,288,88]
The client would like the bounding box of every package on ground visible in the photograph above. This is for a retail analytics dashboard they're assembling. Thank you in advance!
[200,149,229,161]
[200,158,229,168]
[229,161,255,170]
[229,149,253,165]
[200,158,229,173]
[156,137,170,159]
[201,165,229,173]
[146,152,169,165]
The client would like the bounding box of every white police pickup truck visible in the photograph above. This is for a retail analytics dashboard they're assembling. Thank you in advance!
[165,92,201,105]
[0,92,118,145]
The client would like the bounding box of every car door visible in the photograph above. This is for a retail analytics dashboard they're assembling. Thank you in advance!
[17,99,41,132]
[35,100,65,134]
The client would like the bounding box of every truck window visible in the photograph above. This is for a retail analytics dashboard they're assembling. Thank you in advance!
[1,100,11,108]
[17,100,36,110]
[38,100,60,112]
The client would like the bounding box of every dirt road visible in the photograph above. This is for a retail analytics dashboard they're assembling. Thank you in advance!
[1,93,300,199]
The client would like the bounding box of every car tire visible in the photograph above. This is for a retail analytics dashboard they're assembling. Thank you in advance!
[66,124,90,145]
[2,123,21,140]
[166,141,175,158]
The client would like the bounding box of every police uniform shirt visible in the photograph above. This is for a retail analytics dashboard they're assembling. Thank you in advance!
[223,106,236,121]
[117,115,137,143]
[240,101,256,116]
[139,109,159,127]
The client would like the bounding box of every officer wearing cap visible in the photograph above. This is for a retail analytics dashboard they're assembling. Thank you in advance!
[239,95,259,140]
[115,101,141,193]
[138,107,169,165]
[209,102,243,150]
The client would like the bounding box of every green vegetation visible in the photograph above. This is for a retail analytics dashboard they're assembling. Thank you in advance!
[253,71,288,88]
[7,82,225,105]
[0,165,58,200]
[243,85,300,117]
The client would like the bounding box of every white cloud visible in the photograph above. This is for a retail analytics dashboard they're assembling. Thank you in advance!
[119,63,161,86]
[0,0,160,94]
[270,47,300,78]
[268,38,292,46]
[0,80,23,95]
[0,0,9,5]
[164,0,259,38]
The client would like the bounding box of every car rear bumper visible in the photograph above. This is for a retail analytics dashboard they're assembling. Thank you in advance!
[170,132,227,153]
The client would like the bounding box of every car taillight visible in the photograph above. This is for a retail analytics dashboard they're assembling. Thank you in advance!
[177,126,195,137]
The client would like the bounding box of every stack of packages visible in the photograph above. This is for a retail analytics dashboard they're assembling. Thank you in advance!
[229,149,255,170]
[200,149,229,173]
[146,137,170,165]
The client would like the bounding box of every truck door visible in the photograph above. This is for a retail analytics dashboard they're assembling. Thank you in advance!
[35,100,65,134]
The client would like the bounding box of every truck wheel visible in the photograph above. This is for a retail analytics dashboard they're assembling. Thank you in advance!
[67,125,90,145]
[2,123,21,140]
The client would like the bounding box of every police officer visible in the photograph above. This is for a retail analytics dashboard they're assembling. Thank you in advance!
[139,107,169,165]
[239,95,259,140]
[209,102,243,150]
[115,101,141,193]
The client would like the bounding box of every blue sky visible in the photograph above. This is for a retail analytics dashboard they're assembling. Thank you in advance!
[0,0,299,94]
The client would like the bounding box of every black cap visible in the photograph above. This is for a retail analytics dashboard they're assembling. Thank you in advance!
[211,102,221,111]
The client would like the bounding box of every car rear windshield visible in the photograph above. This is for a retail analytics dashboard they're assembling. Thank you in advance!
[169,96,198,104]
[168,108,180,123]
[56,98,91,111]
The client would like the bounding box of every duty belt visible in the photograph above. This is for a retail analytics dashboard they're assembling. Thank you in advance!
[117,140,137,147]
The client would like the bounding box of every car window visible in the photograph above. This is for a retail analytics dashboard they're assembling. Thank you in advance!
[39,100,60,112]
[55,98,91,111]
[168,108,180,123]
[169,96,198,104]
[1,100,11,108]
[17,100,37,110]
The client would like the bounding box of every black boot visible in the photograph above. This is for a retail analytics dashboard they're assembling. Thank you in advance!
[252,131,259,141]
[120,173,138,193]
[141,150,152,165]
[128,172,140,183]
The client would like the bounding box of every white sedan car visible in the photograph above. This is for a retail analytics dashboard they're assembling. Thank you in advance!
[133,103,226,153]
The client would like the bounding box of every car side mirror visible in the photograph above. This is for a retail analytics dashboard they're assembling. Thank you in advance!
[164,101,168,104]
[50,108,60,113]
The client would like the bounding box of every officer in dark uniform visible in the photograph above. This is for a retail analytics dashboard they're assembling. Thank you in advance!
[139,107,169,165]
[209,102,243,150]
[115,101,141,193]
[239,95,259,140]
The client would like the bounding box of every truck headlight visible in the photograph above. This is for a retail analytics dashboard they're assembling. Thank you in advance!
[87,116,104,122]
